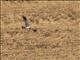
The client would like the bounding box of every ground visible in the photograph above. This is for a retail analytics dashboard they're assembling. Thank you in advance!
[1,1,80,60]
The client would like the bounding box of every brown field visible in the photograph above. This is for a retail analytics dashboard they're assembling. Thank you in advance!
[1,1,80,60]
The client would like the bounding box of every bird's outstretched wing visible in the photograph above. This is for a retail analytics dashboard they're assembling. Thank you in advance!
[22,16,31,28]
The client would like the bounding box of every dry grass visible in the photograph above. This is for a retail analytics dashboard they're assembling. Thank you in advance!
[1,1,80,60]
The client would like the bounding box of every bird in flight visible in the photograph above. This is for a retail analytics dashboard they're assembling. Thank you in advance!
[22,16,31,29]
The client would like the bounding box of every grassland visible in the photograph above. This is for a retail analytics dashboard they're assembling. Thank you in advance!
[1,1,80,60]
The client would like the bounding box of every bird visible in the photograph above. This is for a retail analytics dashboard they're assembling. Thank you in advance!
[22,16,31,29]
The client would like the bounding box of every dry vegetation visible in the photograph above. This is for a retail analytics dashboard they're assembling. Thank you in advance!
[1,1,80,60]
